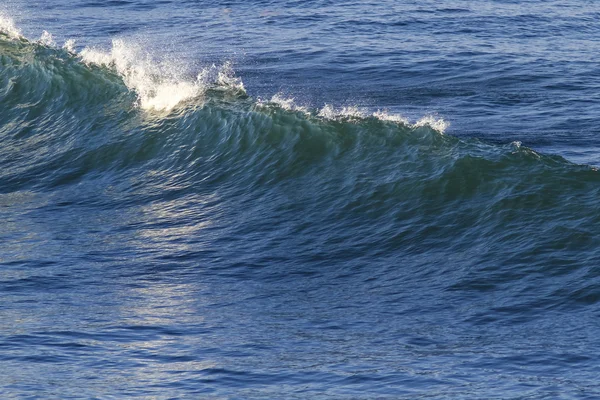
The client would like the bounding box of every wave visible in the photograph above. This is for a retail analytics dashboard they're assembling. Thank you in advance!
[260,95,449,133]
[0,12,21,39]
[0,13,447,130]
[1,13,598,200]
[2,12,600,299]
[79,42,245,112]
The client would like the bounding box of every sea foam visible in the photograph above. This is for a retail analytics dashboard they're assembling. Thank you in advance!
[80,40,244,112]
[258,95,448,133]
[0,13,22,39]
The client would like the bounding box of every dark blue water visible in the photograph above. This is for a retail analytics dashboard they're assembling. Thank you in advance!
[2,1,600,398]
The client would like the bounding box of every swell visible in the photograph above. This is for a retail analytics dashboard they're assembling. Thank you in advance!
[1,24,599,204]
[2,15,600,313]
[0,29,452,191]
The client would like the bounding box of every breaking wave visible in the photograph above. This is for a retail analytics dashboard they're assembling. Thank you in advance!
[1,13,598,206]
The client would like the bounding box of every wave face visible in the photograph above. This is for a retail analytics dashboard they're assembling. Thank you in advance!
[2,6,600,399]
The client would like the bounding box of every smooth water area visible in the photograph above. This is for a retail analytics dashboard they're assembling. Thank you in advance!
[1,1,600,398]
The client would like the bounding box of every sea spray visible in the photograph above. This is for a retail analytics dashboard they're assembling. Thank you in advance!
[0,12,21,39]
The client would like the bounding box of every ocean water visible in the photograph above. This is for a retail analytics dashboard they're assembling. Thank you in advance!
[1,1,600,398]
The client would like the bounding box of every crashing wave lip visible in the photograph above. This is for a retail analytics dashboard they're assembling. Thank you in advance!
[318,105,448,133]
[78,40,205,112]
[79,40,246,112]
[0,15,77,52]
[256,94,310,116]
[413,115,449,133]
[0,12,448,128]
[0,13,23,39]
[318,104,366,120]
[256,96,449,134]
[372,110,410,125]
[0,17,245,114]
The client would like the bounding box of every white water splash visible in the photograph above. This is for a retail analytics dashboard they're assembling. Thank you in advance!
[316,105,448,133]
[63,39,76,53]
[372,110,410,124]
[318,104,367,119]
[0,12,22,39]
[195,61,246,94]
[258,94,309,114]
[217,61,245,92]
[39,30,55,47]
[414,115,449,133]
[80,39,244,112]
[270,94,296,111]
[258,98,448,133]
[80,40,202,111]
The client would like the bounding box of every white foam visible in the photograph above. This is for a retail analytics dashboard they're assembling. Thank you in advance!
[195,61,246,93]
[316,106,447,132]
[79,39,244,112]
[261,99,447,133]
[318,104,366,120]
[372,110,409,124]
[413,115,449,133]
[63,39,76,53]
[39,30,55,47]
[257,94,309,114]
[79,39,201,111]
[216,61,245,92]
[270,94,296,111]
[0,12,22,39]
[318,106,447,133]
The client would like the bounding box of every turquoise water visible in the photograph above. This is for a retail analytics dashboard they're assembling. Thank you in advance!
[1,1,600,398]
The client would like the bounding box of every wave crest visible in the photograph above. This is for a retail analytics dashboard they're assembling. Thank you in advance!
[0,12,449,131]
[80,40,245,112]
[0,13,21,39]
[259,95,448,133]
